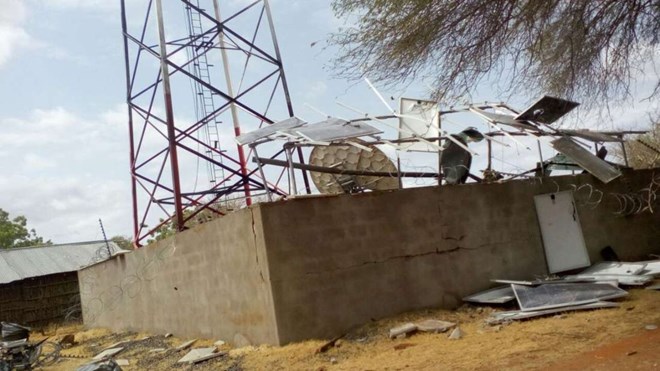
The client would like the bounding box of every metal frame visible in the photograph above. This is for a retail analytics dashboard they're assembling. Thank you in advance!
[120,0,310,246]
[512,282,628,312]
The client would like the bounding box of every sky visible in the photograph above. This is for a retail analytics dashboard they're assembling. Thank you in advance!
[0,0,657,244]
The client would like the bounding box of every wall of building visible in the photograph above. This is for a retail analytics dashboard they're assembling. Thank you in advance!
[79,169,659,345]
[78,207,278,345]
[260,169,660,343]
[0,272,81,327]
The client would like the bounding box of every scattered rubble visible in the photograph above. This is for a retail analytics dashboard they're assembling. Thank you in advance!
[174,339,197,351]
[177,347,224,364]
[447,327,463,340]
[388,323,417,339]
[92,347,124,361]
[56,334,76,347]
[115,359,129,366]
[388,319,457,339]
[393,343,416,350]
[315,334,344,353]
[416,319,456,333]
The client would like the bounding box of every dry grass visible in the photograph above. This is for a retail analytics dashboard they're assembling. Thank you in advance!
[37,288,660,371]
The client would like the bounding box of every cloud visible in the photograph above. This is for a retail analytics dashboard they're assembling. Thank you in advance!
[0,103,224,243]
[0,0,27,24]
[40,0,118,11]
[0,0,31,68]
[0,106,134,243]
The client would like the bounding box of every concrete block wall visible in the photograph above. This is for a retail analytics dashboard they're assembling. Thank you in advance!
[260,169,659,343]
[80,169,660,345]
[79,207,278,345]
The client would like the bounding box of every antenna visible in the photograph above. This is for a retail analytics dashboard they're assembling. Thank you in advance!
[98,218,112,258]
[308,144,399,194]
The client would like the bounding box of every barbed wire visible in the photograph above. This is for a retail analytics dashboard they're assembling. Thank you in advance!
[610,173,660,216]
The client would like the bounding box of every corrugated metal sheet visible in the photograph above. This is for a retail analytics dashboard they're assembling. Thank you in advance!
[0,241,121,285]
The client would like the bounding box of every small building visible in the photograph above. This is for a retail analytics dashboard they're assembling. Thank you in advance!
[0,241,121,326]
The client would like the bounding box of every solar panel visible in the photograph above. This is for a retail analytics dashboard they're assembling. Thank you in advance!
[515,96,579,124]
[290,118,382,142]
[551,137,621,183]
[512,282,627,312]
[469,107,537,130]
[235,116,307,145]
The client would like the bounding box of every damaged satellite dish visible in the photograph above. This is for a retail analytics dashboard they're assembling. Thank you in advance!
[309,144,399,194]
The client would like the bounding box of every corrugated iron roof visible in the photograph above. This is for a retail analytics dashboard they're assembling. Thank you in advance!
[0,241,121,285]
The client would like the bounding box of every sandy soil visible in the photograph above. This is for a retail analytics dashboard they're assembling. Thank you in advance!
[33,287,659,370]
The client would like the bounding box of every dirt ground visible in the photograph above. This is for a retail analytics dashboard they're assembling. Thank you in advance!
[34,287,659,370]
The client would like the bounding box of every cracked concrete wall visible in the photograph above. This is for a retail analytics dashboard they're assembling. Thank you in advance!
[78,169,659,346]
[79,206,278,345]
[259,169,659,344]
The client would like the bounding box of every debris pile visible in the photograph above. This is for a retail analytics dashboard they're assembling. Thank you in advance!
[73,334,229,370]
[388,319,456,339]
[462,260,660,325]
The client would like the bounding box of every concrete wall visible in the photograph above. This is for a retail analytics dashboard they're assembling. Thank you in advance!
[80,169,659,345]
[260,169,659,343]
[79,207,278,345]
[0,272,80,326]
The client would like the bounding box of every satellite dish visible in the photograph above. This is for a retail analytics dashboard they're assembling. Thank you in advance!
[309,144,399,194]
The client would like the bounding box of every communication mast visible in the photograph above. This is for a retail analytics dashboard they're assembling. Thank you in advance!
[120,0,310,246]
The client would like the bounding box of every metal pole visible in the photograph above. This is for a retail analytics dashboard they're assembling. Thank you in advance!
[212,0,252,206]
[263,0,311,194]
[256,157,439,178]
[285,145,298,195]
[487,139,492,171]
[396,155,402,189]
[155,0,185,231]
[536,139,544,176]
[252,145,272,201]
[120,0,140,248]
[437,113,442,185]
[263,0,292,117]
[620,135,629,166]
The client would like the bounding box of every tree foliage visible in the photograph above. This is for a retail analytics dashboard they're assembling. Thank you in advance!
[621,118,660,169]
[330,0,660,106]
[0,208,51,249]
[111,235,133,250]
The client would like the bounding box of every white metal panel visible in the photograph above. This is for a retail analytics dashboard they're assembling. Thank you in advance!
[398,98,440,152]
[534,191,590,273]
[580,262,647,276]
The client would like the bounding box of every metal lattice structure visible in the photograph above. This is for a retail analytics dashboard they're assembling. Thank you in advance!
[120,0,309,246]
